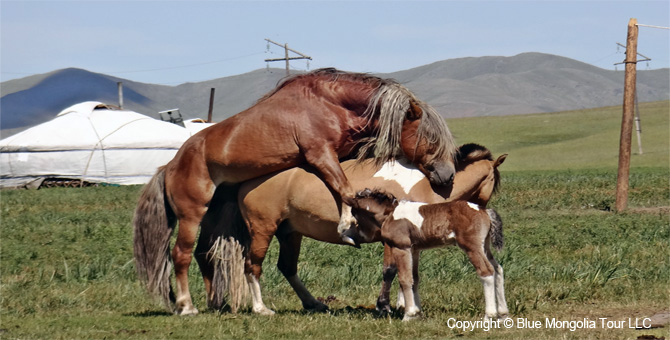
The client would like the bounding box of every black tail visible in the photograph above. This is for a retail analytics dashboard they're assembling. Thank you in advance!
[201,185,250,312]
[486,208,504,251]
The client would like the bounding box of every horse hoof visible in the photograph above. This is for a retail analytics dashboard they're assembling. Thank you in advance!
[340,235,360,248]
[253,307,276,316]
[176,306,199,316]
[305,303,329,313]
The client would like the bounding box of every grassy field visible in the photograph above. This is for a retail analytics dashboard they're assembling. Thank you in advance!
[1,102,668,339]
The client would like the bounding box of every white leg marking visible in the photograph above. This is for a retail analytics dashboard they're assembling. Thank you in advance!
[337,204,356,234]
[480,275,497,319]
[246,274,275,315]
[494,263,509,316]
[396,290,405,309]
[174,281,198,315]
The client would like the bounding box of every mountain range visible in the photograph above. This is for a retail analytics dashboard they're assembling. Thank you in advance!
[1,52,668,136]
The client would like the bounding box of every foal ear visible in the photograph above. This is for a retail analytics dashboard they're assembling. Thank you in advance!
[406,100,423,121]
[494,154,508,168]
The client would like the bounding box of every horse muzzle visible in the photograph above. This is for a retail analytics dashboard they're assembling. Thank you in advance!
[426,162,455,186]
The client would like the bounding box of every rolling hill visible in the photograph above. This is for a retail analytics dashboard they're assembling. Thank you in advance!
[1,52,668,136]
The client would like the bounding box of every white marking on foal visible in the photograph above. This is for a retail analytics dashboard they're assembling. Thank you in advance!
[373,159,425,194]
[392,201,426,228]
[467,202,481,211]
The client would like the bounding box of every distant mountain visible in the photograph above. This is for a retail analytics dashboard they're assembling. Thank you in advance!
[2,52,668,136]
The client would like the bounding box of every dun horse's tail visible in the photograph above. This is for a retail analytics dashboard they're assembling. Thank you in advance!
[132,166,176,310]
[486,208,504,251]
[204,186,250,313]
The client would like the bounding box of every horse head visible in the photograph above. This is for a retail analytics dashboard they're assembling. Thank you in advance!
[451,144,507,207]
[399,100,457,187]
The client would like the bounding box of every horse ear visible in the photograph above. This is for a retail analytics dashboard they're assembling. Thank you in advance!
[494,154,508,168]
[407,100,423,121]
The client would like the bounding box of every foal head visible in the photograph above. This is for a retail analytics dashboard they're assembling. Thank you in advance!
[350,188,399,241]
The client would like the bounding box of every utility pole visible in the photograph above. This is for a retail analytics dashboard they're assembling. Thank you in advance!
[615,42,651,156]
[615,18,638,212]
[264,39,312,76]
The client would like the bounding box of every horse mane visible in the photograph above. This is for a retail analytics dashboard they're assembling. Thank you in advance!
[355,188,398,207]
[258,68,457,167]
[456,143,501,194]
[354,79,456,167]
[257,68,388,104]
[456,143,493,166]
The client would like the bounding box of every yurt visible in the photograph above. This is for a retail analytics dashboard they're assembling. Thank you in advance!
[0,101,212,188]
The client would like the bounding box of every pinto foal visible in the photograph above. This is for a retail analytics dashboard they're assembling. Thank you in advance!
[351,189,509,321]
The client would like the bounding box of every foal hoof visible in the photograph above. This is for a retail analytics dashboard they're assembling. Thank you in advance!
[402,307,422,321]
[376,304,392,317]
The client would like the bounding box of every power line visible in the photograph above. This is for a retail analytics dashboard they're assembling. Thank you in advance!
[106,52,265,74]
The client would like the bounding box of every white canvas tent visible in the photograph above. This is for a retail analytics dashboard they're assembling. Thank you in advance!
[0,101,212,188]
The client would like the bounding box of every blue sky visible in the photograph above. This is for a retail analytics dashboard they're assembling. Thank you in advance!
[1,0,668,85]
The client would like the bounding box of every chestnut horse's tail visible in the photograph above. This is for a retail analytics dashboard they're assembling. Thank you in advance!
[205,186,250,313]
[486,208,504,251]
[132,166,176,310]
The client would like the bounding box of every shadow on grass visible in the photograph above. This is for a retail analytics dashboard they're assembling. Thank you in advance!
[123,310,174,317]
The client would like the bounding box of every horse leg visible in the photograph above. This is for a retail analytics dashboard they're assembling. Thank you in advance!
[393,247,420,321]
[244,228,276,315]
[486,245,510,319]
[461,242,497,320]
[299,144,359,246]
[276,230,328,312]
[377,243,396,315]
[172,216,204,315]
[194,215,219,309]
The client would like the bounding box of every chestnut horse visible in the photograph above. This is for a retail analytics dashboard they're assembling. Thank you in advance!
[206,144,504,315]
[350,187,508,321]
[133,68,457,315]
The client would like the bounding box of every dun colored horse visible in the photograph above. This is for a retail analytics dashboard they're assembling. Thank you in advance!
[133,68,457,315]
[207,144,504,315]
[350,156,508,321]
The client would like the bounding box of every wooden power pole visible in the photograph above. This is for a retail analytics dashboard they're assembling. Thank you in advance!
[615,18,638,212]
[264,39,312,76]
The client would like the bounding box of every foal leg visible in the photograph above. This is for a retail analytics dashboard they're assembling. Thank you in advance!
[396,248,421,310]
[461,243,497,320]
[486,247,510,318]
[276,230,328,312]
[411,248,421,310]
[377,243,396,315]
[393,247,420,321]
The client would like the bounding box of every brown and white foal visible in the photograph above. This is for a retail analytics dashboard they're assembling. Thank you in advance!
[351,189,509,321]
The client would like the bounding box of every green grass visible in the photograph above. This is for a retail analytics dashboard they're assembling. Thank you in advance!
[1,103,668,339]
[447,101,669,171]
